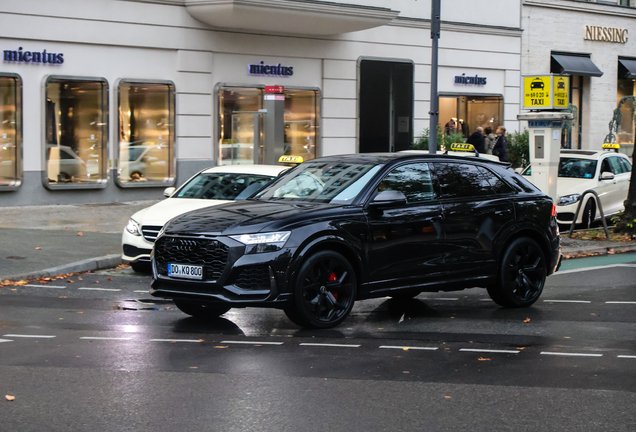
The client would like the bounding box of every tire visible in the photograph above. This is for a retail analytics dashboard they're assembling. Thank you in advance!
[487,237,547,308]
[130,261,151,273]
[173,299,231,318]
[581,199,595,229]
[284,250,357,329]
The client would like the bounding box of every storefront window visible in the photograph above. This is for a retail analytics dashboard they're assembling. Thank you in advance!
[439,95,503,139]
[284,90,318,161]
[117,81,175,185]
[219,88,264,165]
[45,77,108,186]
[616,78,635,157]
[219,87,318,165]
[0,74,21,189]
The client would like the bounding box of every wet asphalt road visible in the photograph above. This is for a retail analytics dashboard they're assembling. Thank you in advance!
[1,265,635,431]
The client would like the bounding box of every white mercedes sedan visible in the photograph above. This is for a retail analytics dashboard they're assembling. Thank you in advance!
[122,164,289,271]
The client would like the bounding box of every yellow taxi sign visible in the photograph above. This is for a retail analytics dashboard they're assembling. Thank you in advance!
[450,143,475,152]
[279,155,304,164]
[602,143,620,149]
[523,75,569,110]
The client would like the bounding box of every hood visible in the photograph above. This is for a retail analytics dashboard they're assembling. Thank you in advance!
[131,198,231,227]
[163,199,339,236]
[556,177,596,198]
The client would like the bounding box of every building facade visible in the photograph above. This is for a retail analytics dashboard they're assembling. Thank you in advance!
[0,0,522,206]
[522,0,636,155]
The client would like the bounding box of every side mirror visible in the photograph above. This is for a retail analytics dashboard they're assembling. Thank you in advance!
[163,187,176,198]
[600,171,615,181]
[370,190,407,208]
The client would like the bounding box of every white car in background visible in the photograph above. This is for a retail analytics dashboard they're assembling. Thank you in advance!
[522,148,632,228]
[122,164,289,271]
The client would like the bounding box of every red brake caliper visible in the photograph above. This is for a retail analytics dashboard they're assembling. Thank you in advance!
[328,272,338,299]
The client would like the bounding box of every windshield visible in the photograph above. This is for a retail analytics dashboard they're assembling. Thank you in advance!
[175,173,275,200]
[253,161,383,204]
[558,157,598,179]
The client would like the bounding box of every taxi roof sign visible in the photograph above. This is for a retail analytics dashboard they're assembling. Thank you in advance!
[449,143,475,152]
[279,155,304,164]
[602,143,620,150]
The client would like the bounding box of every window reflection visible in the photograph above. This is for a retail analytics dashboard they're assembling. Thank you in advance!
[118,82,174,183]
[0,75,20,187]
[219,88,263,165]
[45,78,107,184]
[284,90,317,160]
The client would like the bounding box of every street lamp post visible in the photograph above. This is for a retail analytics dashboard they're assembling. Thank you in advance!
[428,0,441,154]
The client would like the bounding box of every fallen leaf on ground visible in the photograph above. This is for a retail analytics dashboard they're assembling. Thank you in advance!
[95,281,100,284]
[5,395,15,401]
[478,357,491,361]
[35,247,42,250]
[107,278,112,281]
[77,311,83,314]
[517,347,525,350]
[77,232,83,236]
[444,396,452,399]
[67,280,74,283]
[190,367,198,369]
[523,318,531,323]
[564,336,571,339]
[403,371,410,374]
[398,313,405,324]
[198,339,204,342]
[214,346,228,349]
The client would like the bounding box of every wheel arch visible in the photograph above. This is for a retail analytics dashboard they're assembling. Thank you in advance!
[497,228,551,268]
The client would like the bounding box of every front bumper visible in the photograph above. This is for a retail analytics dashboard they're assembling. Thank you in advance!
[150,234,295,307]
[121,229,154,263]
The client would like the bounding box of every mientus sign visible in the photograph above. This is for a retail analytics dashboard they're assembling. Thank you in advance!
[248,61,293,77]
[3,47,64,64]
[454,73,487,86]
[585,25,628,43]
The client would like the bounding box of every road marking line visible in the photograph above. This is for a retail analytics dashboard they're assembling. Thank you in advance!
[149,339,202,343]
[299,343,360,348]
[540,352,602,357]
[460,348,520,354]
[134,290,149,293]
[79,337,132,340]
[431,298,459,301]
[0,339,13,343]
[78,287,121,292]
[379,345,438,351]
[606,301,636,304]
[3,334,56,338]
[25,284,66,289]
[479,299,492,301]
[617,355,636,359]
[543,300,591,303]
[555,264,636,275]
[220,340,284,345]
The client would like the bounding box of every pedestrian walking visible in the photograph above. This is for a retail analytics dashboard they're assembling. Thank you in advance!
[484,126,496,154]
[492,126,508,162]
[466,126,486,153]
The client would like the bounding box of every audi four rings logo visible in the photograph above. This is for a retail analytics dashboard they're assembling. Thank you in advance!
[166,238,217,252]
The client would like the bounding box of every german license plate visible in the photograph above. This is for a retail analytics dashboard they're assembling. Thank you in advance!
[168,263,203,280]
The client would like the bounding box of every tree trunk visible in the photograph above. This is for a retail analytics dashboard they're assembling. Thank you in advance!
[615,163,636,235]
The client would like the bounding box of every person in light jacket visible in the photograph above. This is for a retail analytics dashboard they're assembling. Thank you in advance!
[493,126,508,162]
[484,126,496,154]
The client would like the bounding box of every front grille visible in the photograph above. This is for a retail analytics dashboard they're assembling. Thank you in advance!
[234,266,271,290]
[141,225,163,242]
[154,236,229,281]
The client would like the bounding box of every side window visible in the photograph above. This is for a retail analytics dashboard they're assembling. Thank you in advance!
[434,163,493,199]
[609,157,625,174]
[477,166,515,195]
[379,163,436,203]
[619,157,632,173]
[600,158,612,174]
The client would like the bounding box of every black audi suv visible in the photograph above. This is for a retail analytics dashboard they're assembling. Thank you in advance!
[151,153,561,328]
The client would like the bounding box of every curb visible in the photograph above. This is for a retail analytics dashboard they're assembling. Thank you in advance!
[1,254,122,282]
[562,244,636,259]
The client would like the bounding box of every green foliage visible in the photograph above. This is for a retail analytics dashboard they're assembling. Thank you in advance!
[413,126,465,152]
[506,129,529,169]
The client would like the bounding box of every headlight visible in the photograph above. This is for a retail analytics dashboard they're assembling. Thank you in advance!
[125,218,141,236]
[557,194,581,206]
[230,231,291,254]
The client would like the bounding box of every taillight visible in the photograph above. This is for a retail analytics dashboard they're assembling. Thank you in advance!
[551,204,557,217]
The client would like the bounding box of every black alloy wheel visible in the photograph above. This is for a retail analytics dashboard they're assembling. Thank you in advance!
[173,299,231,318]
[284,250,357,329]
[488,237,547,307]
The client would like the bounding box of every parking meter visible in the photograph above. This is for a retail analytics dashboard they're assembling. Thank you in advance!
[517,112,573,203]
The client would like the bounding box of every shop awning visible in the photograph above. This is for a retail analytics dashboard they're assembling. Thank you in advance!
[619,58,636,79]
[551,54,603,77]
[185,0,400,36]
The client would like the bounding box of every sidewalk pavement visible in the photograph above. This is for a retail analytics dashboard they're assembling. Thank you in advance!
[1,201,635,282]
